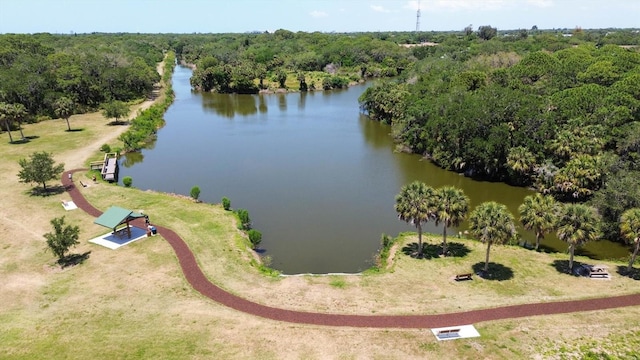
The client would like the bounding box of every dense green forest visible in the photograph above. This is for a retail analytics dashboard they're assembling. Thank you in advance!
[359,28,640,242]
[0,33,164,118]
[1,28,639,242]
[181,30,415,93]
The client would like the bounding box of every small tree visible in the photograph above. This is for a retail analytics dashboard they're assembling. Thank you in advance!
[248,229,262,249]
[477,25,498,40]
[276,70,287,88]
[102,101,130,124]
[222,196,231,211]
[190,186,201,202]
[53,96,75,131]
[44,216,80,262]
[18,151,65,191]
[236,208,251,230]
[122,176,133,187]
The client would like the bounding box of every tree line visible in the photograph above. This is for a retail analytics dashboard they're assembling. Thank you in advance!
[360,30,640,244]
[0,33,163,125]
[179,30,414,93]
[394,181,640,275]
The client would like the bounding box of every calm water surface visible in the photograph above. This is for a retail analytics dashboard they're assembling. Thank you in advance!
[120,66,629,274]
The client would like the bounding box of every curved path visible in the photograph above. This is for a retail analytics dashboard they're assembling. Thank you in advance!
[63,169,640,329]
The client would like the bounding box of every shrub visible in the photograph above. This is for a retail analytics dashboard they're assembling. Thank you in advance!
[100,144,111,153]
[235,209,251,230]
[247,229,262,249]
[222,196,231,211]
[375,233,397,270]
[190,186,201,202]
[122,176,133,187]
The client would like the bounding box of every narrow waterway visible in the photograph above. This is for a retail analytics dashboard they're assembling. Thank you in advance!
[120,66,630,274]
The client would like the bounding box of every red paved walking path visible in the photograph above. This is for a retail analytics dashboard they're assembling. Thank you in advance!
[63,170,640,329]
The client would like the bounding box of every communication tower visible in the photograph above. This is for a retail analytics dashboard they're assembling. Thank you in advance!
[416,0,421,32]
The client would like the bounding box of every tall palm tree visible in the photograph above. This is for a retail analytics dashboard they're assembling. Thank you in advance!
[469,201,516,272]
[434,186,469,256]
[518,193,560,250]
[9,103,27,141]
[395,181,436,256]
[556,204,600,274]
[620,208,640,273]
[0,102,14,142]
[53,96,75,131]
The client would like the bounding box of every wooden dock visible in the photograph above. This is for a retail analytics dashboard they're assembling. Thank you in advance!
[92,153,119,182]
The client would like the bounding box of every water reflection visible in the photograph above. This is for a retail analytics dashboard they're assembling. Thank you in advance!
[277,93,287,111]
[201,93,260,118]
[298,91,307,110]
[121,151,145,168]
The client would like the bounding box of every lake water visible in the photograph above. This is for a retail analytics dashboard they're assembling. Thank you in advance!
[119,66,629,274]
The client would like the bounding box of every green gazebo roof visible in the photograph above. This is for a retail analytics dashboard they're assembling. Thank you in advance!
[94,206,145,229]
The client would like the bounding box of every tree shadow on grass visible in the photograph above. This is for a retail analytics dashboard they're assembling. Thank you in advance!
[616,265,640,280]
[401,242,439,259]
[472,262,514,281]
[29,184,66,197]
[65,128,85,133]
[59,251,91,268]
[9,136,38,144]
[551,259,587,276]
[107,121,130,126]
[402,241,472,260]
[444,242,471,258]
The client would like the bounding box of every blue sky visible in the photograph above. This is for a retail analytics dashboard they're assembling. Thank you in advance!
[1,0,638,34]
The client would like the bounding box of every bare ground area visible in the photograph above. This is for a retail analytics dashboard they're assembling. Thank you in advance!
[2,59,640,359]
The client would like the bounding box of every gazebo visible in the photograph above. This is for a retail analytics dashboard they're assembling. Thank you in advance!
[94,206,146,239]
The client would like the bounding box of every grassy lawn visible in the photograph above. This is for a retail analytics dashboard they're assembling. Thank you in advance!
[2,95,640,359]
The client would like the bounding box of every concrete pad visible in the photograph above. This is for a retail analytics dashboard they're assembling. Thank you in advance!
[88,225,148,250]
[431,324,480,341]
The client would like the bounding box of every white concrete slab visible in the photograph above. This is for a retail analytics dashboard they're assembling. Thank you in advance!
[431,324,480,341]
[62,201,77,211]
[88,225,148,250]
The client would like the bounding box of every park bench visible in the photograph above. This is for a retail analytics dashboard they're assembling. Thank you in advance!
[589,271,609,278]
[455,273,473,281]
[436,329,461,339]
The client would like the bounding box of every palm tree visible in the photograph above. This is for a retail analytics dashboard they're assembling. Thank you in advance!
[9,103,27,141]
[53,96,75,131]
[395,181,436,256]
[556,204,600,274]
[434,186,469,256]
[469,201,516,272]
[0,102,14,142]
[620,208,640,273]
[507,146,536,179]
[518,193,560,250]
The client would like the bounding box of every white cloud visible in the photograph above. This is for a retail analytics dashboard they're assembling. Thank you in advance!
[526,0,554,7]
[309,10,328,18]
[404,1,420,11]
[371,5,391,13]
